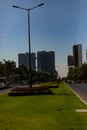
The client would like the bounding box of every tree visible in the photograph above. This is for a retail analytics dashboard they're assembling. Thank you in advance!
[67,67,74,80]
[16,65,29,81]
[67,66,84,81]
[0,61,4,76]
[81,64,87,80]
[73,67,82,81]
[3,59,16,77]
[53,70,59,80]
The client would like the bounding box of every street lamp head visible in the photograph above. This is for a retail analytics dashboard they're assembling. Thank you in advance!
[13,5,19,8]
[38,3,44,7]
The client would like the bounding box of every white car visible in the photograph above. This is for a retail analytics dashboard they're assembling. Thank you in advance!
[0,77,8,88]
[0,81,6,88]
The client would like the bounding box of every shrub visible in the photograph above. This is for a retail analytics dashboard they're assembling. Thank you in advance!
[8,86,54,96]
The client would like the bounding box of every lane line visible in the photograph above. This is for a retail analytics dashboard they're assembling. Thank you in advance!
[76,109,87,112]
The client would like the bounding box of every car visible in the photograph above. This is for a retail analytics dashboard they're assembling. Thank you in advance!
[20,80,28,85]
[0,77,9,88]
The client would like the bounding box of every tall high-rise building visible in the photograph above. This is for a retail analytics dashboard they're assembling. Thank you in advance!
[86,50,87,61]
[37,51,55,74]
[67,55,74,67]
[73,44,82,67]
[18,52,36,70]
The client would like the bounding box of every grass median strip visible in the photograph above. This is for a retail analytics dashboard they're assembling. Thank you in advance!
[0,83,87,130]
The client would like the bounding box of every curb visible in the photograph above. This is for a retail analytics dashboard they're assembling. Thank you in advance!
[67,84,87,105]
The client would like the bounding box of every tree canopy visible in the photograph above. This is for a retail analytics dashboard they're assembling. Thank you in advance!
[67,64,87,81]
[0,60,59,84]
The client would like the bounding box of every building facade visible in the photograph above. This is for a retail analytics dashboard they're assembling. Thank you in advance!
[73,44,82,67]
[18,52,36,70]
[86,50,87,61]
[37,51,55,74]
[67,55,74,67]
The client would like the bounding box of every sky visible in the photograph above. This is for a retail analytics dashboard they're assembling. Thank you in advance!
[0,0,87,77]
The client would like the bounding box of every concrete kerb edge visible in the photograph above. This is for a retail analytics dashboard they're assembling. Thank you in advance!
[66,84,87,106]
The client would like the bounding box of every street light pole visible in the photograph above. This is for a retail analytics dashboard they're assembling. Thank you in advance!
[28,10,32,87]
[13,3,44,87]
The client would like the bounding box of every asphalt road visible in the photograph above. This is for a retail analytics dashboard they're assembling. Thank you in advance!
[0,87,12,94]
[0,85,30,94]
[68,83,87,104]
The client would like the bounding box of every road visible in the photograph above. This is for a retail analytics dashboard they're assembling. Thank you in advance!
[68,83,87,104]
[0,85,31,95]
[0,87,12,94]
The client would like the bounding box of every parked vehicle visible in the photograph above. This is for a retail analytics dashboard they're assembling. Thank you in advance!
[20,80,29,85]
[0,77,9,88]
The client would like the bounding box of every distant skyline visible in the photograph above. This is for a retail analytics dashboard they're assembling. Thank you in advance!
[0,0,87,77]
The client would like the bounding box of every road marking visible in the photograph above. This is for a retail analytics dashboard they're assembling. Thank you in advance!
[76,109,87,112]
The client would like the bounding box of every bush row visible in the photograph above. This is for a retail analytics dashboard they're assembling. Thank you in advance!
[8,86,55,96]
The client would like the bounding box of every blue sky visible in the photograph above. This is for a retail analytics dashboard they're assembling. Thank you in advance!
[0,0,87,77]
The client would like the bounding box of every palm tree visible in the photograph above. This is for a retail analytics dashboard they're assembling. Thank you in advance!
[3,59,16,77]
[0,61,4,76]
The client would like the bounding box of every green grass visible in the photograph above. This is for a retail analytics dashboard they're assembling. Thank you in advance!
[0,83,87,130]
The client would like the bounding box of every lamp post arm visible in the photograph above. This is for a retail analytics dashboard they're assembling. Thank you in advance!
[29,3,44,11]
[13,3,44,11]
[13,5,27,10]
